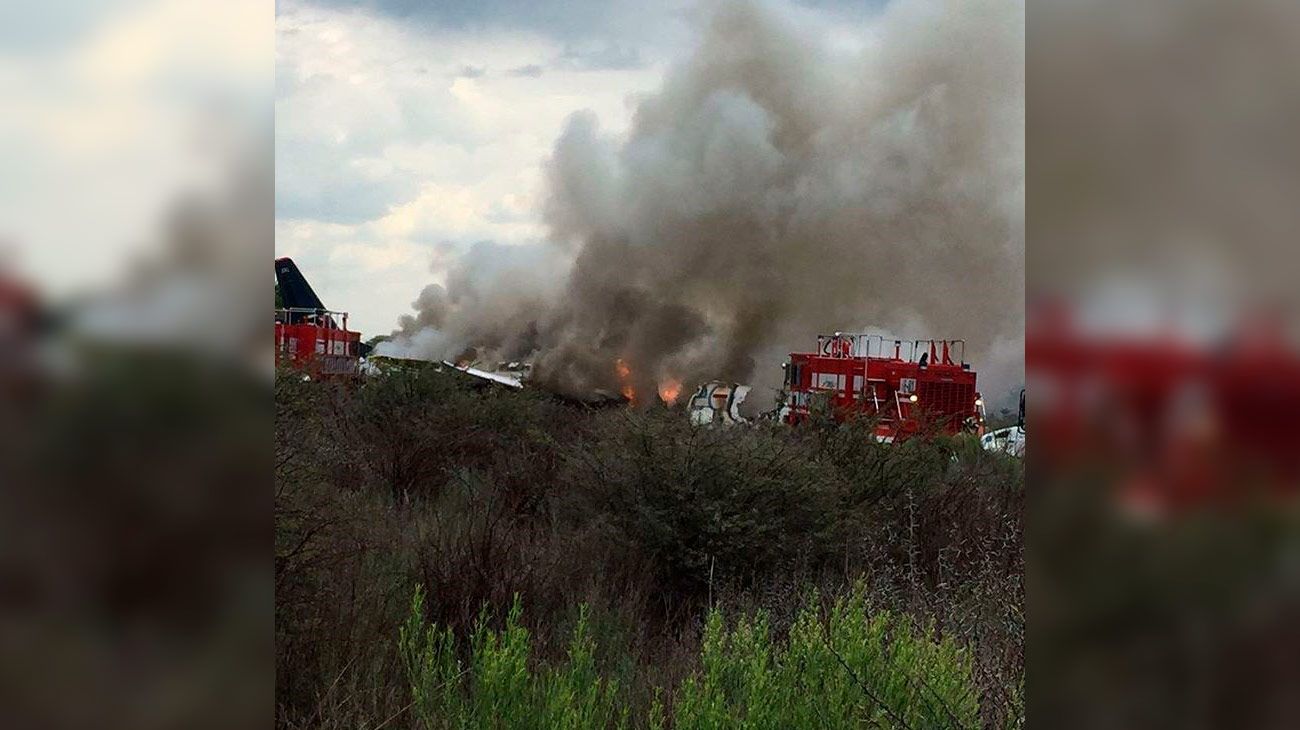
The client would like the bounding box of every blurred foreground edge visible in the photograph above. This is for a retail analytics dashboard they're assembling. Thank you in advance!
[0,266,270,728]
[1027,300,1300,729]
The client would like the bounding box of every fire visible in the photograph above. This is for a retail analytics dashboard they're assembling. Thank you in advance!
[615,358,682,406]
[658,378,683,405]
[615,358,636,403]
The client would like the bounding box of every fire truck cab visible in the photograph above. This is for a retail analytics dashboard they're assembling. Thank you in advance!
[781,332,983,441]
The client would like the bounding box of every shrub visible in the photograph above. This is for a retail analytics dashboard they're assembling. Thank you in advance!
[397,584,979,729]
[559,410,844,597]
[673,586,978,729]
[275,370,1022,729]
[400,588,624,729]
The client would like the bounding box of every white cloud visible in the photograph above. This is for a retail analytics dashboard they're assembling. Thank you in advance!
[274,0,676,336]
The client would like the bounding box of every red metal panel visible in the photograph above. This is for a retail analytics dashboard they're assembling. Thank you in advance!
[275,321,362,376]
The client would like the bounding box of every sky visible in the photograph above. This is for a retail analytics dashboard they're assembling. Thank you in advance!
[274,0,882,338]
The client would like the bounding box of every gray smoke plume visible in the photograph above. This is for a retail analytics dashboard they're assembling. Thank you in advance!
[380,0,1024,404]
[380,240,562,364]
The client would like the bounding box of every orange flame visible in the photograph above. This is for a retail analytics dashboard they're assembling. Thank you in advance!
[617,359,682,406]
[658,378,683,405]
[615,358,636,403]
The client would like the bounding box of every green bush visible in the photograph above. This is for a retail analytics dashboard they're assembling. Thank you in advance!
[560,410,843,594]
[673,586,977,730]
[400,587,625,729]
[398,584,978,729]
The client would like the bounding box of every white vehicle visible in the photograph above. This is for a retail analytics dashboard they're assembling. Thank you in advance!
[688,381,751,425]
[981,425,1026,457]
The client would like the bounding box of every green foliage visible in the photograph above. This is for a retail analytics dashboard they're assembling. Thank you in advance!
[672,586,978,730]
[541,605,627,730]
[401,585,464,728]
[336,367,570,503]
[398,584,977,729]
[562,410,843,592]
[399,589,624,729]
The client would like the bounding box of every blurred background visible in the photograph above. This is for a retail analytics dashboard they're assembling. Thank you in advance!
[0,0,270,727]
[1030,0,1300,726]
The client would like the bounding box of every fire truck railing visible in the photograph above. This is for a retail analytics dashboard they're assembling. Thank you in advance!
[815,333,966,365]
[816,333,883,358]
[275,307,352,331]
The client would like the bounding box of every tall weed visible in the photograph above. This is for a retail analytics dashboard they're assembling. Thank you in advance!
[398,584,978,728]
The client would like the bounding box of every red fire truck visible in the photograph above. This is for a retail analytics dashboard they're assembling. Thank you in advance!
[781,332,984,441]
[274,257,362,377]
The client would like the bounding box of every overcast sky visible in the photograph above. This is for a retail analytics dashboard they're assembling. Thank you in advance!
[274,0,882,337]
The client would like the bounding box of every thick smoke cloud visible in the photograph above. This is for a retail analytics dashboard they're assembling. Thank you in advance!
[380,0,1024,404]
[379,240,563,363]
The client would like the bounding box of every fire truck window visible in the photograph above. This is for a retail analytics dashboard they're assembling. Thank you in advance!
[814,373,849,390]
